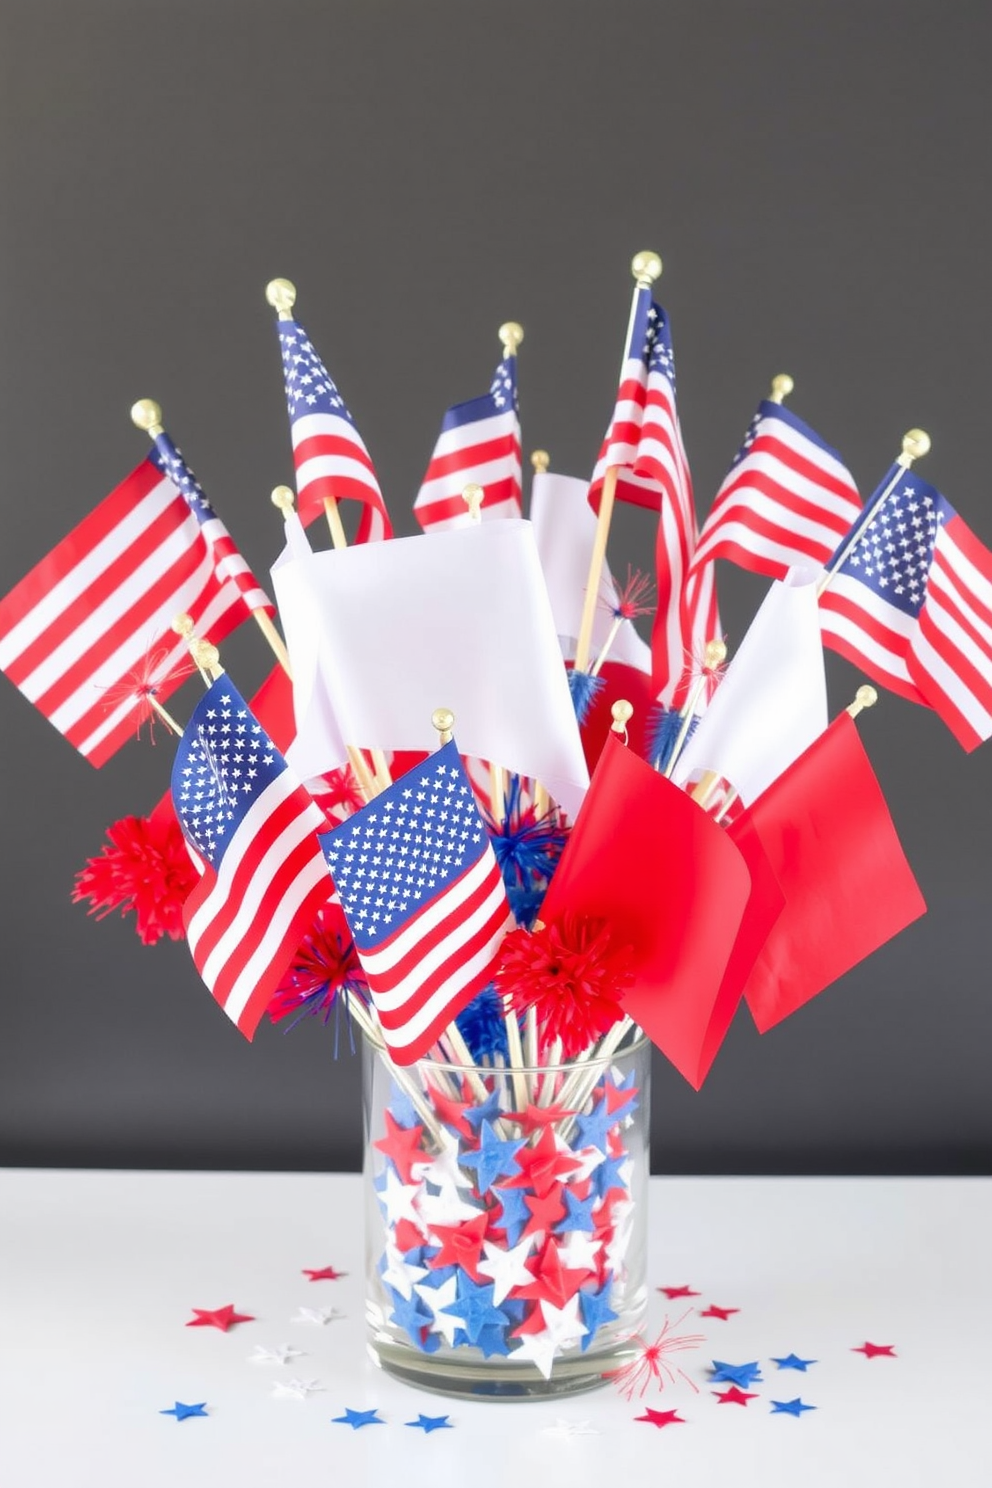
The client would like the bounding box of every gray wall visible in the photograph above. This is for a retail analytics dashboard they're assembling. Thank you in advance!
[1,0,990,1174]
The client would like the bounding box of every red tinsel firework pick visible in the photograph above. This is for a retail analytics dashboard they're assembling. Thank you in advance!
[494,914,632,1059]
[96,644,197,744]
[603,566,657,622]
[72,811,198,945]
[608,1310,707,1401]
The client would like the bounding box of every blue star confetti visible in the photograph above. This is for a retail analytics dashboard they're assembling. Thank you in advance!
[406,1413,453,1432]
[160,1401,208,1421]
[459,1120,525,1190]
[771,1397,817,1417]
[332,1407,385,1429]
[711,1360,763,1387]
[772,1353,817,1372]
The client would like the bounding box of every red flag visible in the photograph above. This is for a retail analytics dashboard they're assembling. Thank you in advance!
[738,712,926,1032]
[539,736,752,1088]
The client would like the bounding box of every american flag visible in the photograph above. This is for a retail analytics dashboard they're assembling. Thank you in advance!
[0,456,249,766]
[589,289,716,704]
[320,741,513,1064]
[171,677,332,1037]
[820,468,992,749]
[150,433,274,615]
[691,399,862,582]
[413,356,522,531]
[276,317,392,541]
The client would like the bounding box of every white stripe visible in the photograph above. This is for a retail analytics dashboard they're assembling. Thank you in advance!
[694,508,842,567]
[0,476,178,670]
[912,624,992,740]
[290,410,367,451]
[379,911,513,1054]
[416,452,519,507]
[709,452,860,527]
[361,852,495,979]
[222,853,330,1025]
[417,496,521,532]
[819,579,915,687]
[427,407,517,461]
[297,452,378,495]
[758,420,855,488]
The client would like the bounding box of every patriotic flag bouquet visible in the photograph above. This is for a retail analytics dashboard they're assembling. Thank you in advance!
[3,251,991,1392]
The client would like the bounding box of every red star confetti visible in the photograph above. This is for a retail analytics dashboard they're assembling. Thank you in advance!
[658,1285,700,1300]
[373,1110,426,1184]
[521,1186,568,1239]
[853,1341,897,1358]
[608,1310,706,1400]
[427,1213,490,1281]
[635,1408,685,1429]
[514,1238,590,1308]
[186,1304,255,1331]
[511,1101,579,1133]
[699,1304,739,1320]
[302,1266,347,1282]
[506,1126,579,1196]
[713,1385,757,1406]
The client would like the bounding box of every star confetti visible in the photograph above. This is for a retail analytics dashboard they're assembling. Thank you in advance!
[186,1304,254,1332]
[713,1385,757,1406]
[405,1413,453,1433]
[658,1285,700,1300]
[248,1344,304,1365]
[699,1304,739,1320]
[609,1311,705,1400]
[292,1306,345,1326]
[771,1397,817,1417]
[271,1378,325,1401]
[853,1341,897,1358]
[302,1265,347,1282]
[710,1360,763,1388]
[332,1407,384,1429]
[772,1353,817,1372]
[635,1407,685,1428]
[543,1418,600,1438]
[160,1401,208,1421]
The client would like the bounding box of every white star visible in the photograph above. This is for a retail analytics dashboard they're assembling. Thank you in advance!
[542,1418,600,1438]
[557,1230,602,1273]
[291,1306,344,1326]
[380,1243,428,1301]
[477,1236,536,1305]
[411,1130,472,1193]
[413,1274,461,1346]
[270,1377,325,1400]
[248,1343,304,1365]
[377,1167,425,1228]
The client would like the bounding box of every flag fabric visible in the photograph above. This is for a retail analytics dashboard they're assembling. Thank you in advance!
[529,468,651,674]
[320,740,513,1063]
[820,467,992,749]
[0,456,250,767]
[149,435,274,615]
[588,289,716,704]
[171,676,332,1038]
[538,735,753,1089]
[736,712,926,1032]
[275,316,392,542]
[413,355,521,531]
[690,398,861,582]
[270,520,590,818]
[673,568,828,805]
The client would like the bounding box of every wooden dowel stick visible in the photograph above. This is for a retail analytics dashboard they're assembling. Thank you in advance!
[147,694,184,738]
[346,746,378,803]
[573,464,618,675]
[322,495,348,551]
[253,609,292,679]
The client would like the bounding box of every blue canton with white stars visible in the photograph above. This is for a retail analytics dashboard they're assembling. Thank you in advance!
[171,678,283,867]
[831,468,949,618]
[488,356,519,415]
[628,291,676,393]
[150,437,219,530]
[320,742,487,950]
[278,318,354,423]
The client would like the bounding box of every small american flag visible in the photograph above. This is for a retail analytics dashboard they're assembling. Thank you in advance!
[820,468,992,749]
[276,317,391,542]
[0,457,249,766]
[413,356,522,531]
[320,741,513,1063]
[171,677,332,1037]
[589,290,716,705]
[691,399,862,581]
[150,432,274,615]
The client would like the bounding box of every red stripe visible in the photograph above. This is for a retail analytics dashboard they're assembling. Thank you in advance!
[819,592,926,704]
[706,467,856,545]
[363,859,504,996]
[744,430,860,507]
[421,432,518,484]
[294,429,379,481]
[297,474,391,534]
[414,478,520,527]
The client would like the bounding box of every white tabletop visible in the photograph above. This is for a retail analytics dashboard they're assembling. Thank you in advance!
[1,1170,988,1488]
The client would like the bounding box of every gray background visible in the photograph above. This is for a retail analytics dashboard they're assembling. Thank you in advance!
[1,0,989,1175]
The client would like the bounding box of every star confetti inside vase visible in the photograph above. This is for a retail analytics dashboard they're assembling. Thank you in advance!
[363,1030,650,1399]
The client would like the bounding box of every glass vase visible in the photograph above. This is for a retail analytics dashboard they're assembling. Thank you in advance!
[363,1029,650,1400]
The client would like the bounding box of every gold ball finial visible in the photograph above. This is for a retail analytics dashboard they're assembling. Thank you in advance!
[462,483,484,522]
[431,707,455,744]
[192,638,221,672]
[531,450,550,475]
[131,398,163,434]
[171,613,194,638]
[271,485,296,514]
[265,278,297,317]
[703,638,728,670]
[498,321,524,356]
[610,698,635,734]
[631,250,662,286]
[856,684,878,710]
[901,428,931,463]
[769,374,794,404]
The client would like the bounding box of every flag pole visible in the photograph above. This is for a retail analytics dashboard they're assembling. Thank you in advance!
[265,278,349,552]
[131,398,293,678]
[529,451,553,820]
[663,638,727,779]
[573,250,662,676]
[816,428,931,599]
[462,481,510,821]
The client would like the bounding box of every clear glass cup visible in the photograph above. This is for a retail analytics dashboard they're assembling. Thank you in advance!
[363,1029,650,1399]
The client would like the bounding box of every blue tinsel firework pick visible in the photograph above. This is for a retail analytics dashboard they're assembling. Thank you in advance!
[486,774,569,928]
[567,665,605,725]
[454,984,509,1062]
[649,704,697,773]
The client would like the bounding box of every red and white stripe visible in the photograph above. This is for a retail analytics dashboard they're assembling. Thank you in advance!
[910,515,992,750]
[291,410,392,543]
[183,772,332,1038]
[818,574,926,704]
[414,408,521,531]
[691,412,861,581]
[199,514,274,615]
[360,846,513,1062]
[0,457,248,766]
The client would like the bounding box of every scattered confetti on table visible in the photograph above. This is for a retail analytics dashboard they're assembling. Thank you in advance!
[248,1344,304,1365]
[159,1401,208,1421]
[770,1397,817,1417]
[710,1360,764,1387]
[713,1385,758,1405]
[699,1304,739,1320]
[332,1407,385,1429]
[635,1407,685,1428]
[302,1265,347,1282]
[270,1378,325,1400]
[772,1353,817,1371]
[405,1413,453,1432]
[853,1341,897,1358]
[291,1306,345,1326]
[658,1285,700,1299]
[186,1305,255,1332]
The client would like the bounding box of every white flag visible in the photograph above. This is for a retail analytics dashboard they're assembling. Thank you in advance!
[271,520,589,817]
[530,470,652,674]
[672,567,828,805]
